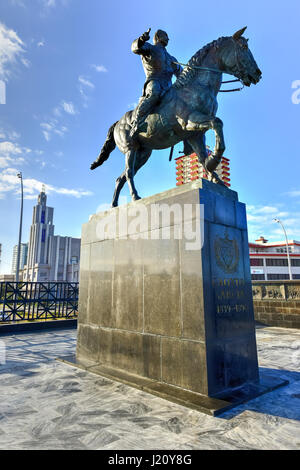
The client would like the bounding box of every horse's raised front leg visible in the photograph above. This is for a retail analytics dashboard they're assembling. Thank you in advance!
[187,129,226,187]
[205,117,226,173]
[187,132,207,167]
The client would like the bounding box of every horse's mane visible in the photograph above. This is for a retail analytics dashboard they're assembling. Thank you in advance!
[174,36,227,89]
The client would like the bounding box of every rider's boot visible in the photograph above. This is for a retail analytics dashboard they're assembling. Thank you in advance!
[130,118,147,138]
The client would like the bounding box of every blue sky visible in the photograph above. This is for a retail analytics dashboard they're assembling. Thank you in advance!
[0,0,300,273]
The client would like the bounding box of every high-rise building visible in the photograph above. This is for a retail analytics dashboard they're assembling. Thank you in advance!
[11,243,28,277]
[175,148,231,187]
[22,187,80,282]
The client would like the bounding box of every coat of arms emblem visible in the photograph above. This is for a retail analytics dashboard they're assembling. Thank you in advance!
[214,231,239,274]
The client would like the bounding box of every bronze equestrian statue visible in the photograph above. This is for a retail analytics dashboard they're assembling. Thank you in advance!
[91,27,262,207]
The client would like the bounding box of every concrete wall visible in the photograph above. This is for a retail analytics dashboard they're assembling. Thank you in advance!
[252,280,300,328]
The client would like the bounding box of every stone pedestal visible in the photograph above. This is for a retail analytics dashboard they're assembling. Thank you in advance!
[74,180,287,415]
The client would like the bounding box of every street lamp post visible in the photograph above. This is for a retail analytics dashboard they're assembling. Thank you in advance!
[15,172,23,283]
[273,218,293,281]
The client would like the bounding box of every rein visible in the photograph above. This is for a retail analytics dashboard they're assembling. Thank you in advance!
[173,61,244,93]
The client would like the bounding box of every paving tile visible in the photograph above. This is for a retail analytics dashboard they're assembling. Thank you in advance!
[0,326,299,450]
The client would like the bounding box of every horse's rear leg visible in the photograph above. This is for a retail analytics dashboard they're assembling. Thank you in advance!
[125,149,141,202]
[112,149,152,207]
[112,172,126,207]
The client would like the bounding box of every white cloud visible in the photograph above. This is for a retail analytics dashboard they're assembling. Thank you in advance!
[10,0,25,6]
[62,101,77,115]
[0,141,27,168]
[42,130,50,141]
[78,76,94,89]
[41,0,69,9]
[247,203,300,242]
[21,57,31,68]
[92,64,107,73]
[40,119,68,141]
[0,167,93,199]
[41,98,77,140]
[0,128,20,141]
[286,190,300,197]
[0,22,27,80]
[37,40,45,47]
[255,206,278,214]
[78,75,95,107]
[11,0,70,12]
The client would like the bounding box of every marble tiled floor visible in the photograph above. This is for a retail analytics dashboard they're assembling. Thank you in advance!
[0,326,299,450]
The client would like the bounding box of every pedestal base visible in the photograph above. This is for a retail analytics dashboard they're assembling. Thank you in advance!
[58,355,288,416]
[77,179,272,409]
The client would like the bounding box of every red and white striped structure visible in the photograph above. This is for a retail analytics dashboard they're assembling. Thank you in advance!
[175,149,231,187]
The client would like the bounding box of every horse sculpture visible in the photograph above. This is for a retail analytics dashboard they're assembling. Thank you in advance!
[91,27,262,207]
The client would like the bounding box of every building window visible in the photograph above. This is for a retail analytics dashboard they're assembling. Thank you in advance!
[291,259,300,267]
[293,274,300,280]
[267,274,290,280]
[41,210,45,224]
[251,274,265,280]
[42,229,46,243]
[250,258,264,266]
[266,258,288,267]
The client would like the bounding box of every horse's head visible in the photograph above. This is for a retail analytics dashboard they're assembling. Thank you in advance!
[220,27,262,87]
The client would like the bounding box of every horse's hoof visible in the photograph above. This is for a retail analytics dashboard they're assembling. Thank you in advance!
[215,178,227,187]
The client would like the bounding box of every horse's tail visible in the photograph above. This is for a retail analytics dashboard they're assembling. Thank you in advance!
[90,121,118,170]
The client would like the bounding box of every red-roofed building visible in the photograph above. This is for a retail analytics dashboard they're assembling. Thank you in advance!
[175,148,231,187]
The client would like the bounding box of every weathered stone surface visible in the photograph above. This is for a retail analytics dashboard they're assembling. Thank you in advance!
[89,240,114,327]
[77,244,90,325]
[161,337,207,394]
[180,239,205,341]
[113,238,143,332]
[144,228,181,336]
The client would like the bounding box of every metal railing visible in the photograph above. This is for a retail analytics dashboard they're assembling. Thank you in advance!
[0,282,79,323]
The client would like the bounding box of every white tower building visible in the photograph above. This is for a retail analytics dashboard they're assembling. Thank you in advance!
[23,187,80,282]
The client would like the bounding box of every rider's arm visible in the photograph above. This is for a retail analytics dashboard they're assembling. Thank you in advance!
[171,56,183,78]
[131,29,152,56]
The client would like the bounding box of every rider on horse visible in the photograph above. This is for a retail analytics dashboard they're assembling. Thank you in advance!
[130,28,182,138]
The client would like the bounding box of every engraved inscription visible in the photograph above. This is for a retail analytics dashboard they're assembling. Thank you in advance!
[213,278,248,317]
[217,304,247,314]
